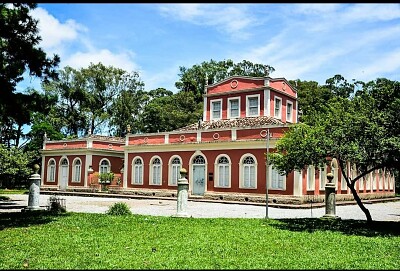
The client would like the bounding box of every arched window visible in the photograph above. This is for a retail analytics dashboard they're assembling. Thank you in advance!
[47,159,56,182]
[72,159,82,183]
[216,156,230,188]
[132,157,143,185]
[241,155,256,188]
[169,157,181,186]
[193,155,205,164]
[100,159,110,174]
[150,157,162,185]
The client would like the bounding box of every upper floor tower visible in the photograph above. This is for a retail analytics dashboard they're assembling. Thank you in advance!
[203,76,298,123]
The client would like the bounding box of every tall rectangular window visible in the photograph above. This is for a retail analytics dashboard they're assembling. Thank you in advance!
[286,101,293,122]
[307,165,315,191]
[211,100,222,120]
[246,95,259,117]
[228,98,240,119]
[270,166,285,190]
[274,97,282,119]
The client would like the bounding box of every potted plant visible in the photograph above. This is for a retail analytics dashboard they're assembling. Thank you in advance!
[98,172,114,189]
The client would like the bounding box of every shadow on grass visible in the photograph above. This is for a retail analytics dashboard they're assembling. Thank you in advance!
[268,218,400,237]
[0,210,70,230]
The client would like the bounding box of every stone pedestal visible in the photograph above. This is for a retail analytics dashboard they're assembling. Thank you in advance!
[322,172,340,219]
[173,168,190,218]
[23,173,45,212]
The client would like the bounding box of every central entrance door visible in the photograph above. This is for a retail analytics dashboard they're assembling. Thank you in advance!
[192,155,206,195]
[60,158,68,191]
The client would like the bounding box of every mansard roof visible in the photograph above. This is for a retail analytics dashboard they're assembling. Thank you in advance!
[176,116,285,131]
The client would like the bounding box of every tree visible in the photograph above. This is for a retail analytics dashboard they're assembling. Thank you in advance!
[0,144,36,188]
[109,73,146,136]
[0,3,60,145]
[140,90,202,133]
[269,77,400,224]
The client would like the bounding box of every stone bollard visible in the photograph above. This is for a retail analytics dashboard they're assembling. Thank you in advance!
[173,168,190,218]
[23,165,44,212]
[322,172,340,219]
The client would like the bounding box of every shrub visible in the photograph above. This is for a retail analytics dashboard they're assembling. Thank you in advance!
[47,195,66,214]
[106,202,132,216]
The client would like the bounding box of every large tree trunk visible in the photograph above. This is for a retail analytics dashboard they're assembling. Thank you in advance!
[348,182,373,224]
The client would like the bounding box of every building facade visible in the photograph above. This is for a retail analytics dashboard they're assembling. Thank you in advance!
[40,76,396,204]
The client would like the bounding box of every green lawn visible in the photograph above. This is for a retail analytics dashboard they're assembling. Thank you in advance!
[0,210,399,269]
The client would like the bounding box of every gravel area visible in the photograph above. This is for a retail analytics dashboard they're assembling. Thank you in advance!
[1,194,400,221]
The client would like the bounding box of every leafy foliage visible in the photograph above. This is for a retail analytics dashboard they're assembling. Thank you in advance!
[106,202,132,216]
[0,3,59,147]
[0,144,36,188]
[270,76,400,223]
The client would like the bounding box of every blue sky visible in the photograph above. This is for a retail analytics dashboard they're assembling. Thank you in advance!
[20,3,400,93]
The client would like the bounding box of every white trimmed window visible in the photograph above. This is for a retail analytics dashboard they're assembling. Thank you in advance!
[240,155,257,188]
[47,159,56,182]
[319,165,327,190]
[366,172,371,190]
[228,98,240,119]
[211,99,222,120]
[385,170,389,190]
[150,157,162,185]
[274,97,282,119]
[99,159,110,174]
[169,156,181,186]
[215,155,230,188]
[270,165,285,190]
[132,157,143,185]
[246,95,260,117]
[372,170,377,190]
[286,101,293,122]
[72,159,81,183]
[307,165,315,191]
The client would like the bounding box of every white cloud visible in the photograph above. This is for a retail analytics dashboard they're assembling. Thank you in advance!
[30,7,87,53]
[158,4,256,39]
[340,4,400,23]
[63,49,138,72]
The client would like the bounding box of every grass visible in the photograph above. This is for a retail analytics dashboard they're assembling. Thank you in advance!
[0,211,399,270]
[0,188,28,195]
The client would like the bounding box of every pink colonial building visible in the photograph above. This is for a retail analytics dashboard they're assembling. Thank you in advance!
[40,76,396,204]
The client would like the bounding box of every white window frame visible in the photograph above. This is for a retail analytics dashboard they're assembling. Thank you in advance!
[227,97,240,119]
[366,171,371,190]
[340,163,348,191]
[132,156,143,185]
[286,100,293,123]
[319,165,327,190]
[150,156,162,186]
[99,159,111,174]
[168,156,182,186]
[378,169,383,190]
[306,165,315,191]
[72,158,82,183]
[246,94,260,117]
[269,165,286,190]
[239,154,257,189]
[274,96,282,119]
[210,99,222,121]
[214,154,231,188]
[47,159,56,182]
